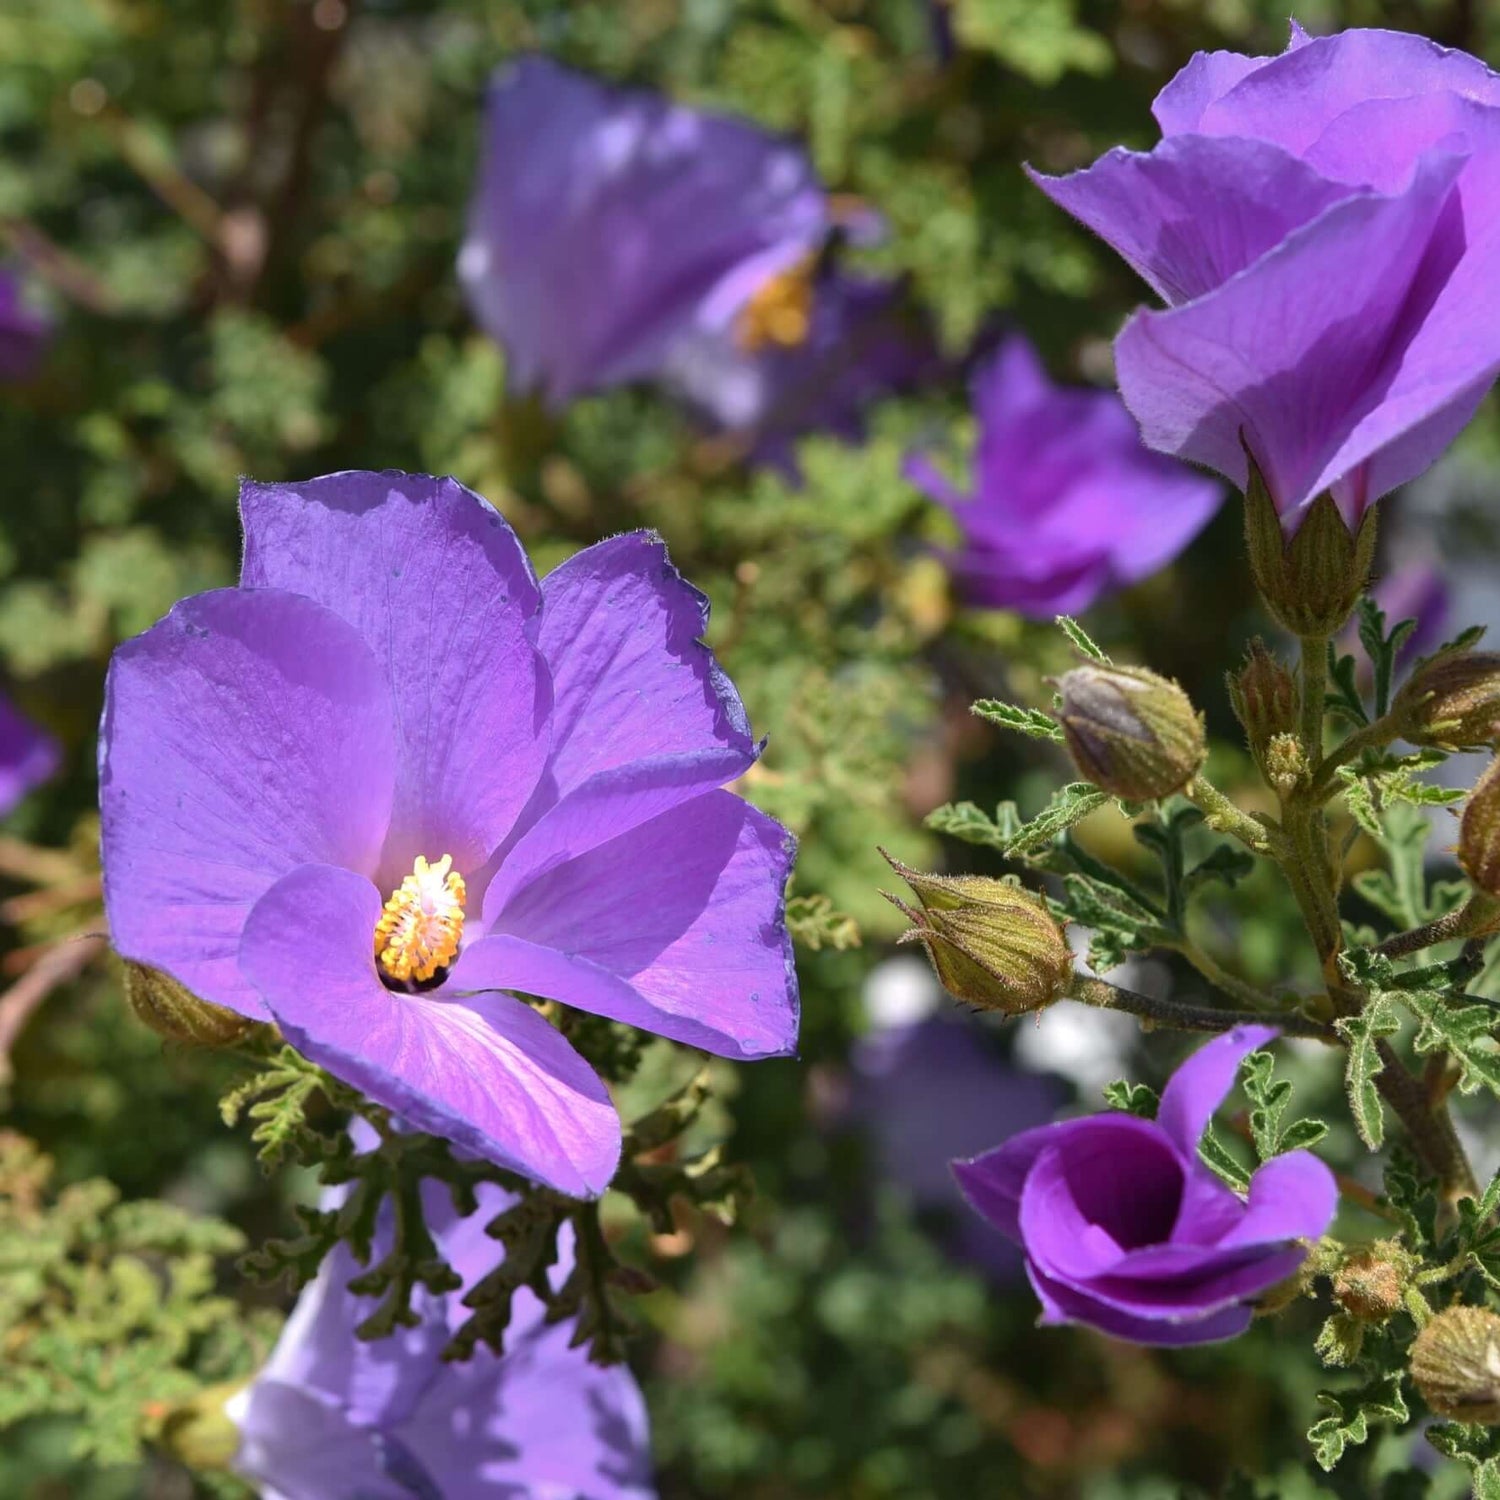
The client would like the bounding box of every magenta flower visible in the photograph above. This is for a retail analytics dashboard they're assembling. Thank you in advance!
[954,1026,1336,1345]
[0,269,49,381]
[1031,25,1500,533]
[100,471,798,1197]
[905,334,1221,617]
[230,1162,655,1499]
[0,691,57,815]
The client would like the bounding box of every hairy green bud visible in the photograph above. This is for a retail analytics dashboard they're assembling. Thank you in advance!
[1228,639,1299,770]
[123,960,258,1048]
[1410,1305,1500,1424]
[1332,1241,1413,1323]
[1054,664,1205,801]
[880,853,1072,1015]
[1459,758,1500,898]
[1392,648,1500,750]
[1243,451,1376,638]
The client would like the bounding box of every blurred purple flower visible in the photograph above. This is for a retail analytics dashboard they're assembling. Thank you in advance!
[905,334,1221,617]
[1340,562,1451,678]
[0,270,50,381]
[0,692,57,816]
[100,471,798,1197]
[955,1026,1336,1345]
[231,1162,655,1499]
[850,1012,1067,1281]
[1030,25,1500,534]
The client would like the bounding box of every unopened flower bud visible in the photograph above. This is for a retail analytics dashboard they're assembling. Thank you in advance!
[1054,664,1206,801]
[1264,732,1307,797]
[880,853,1072,1015]
[123,959,257,1048]
[1459,759,1500,898]
[1392,648,1500,750]
[1410,1305,1500,1424]
[1332,1242,1412,1323]
[147,1381,244,1471]
[1243,451,1376,637]
[1228,639,1298,763]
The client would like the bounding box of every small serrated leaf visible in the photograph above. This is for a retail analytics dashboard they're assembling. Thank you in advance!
[1335,994,1400,1150]
[970,699,1064,742]
[1055,614,1109,662]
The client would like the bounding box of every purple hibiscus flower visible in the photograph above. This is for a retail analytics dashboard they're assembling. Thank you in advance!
[99,471,798,1197]
[230,1152,655,1499]
[0,691,58,815]
[1030,24,1500,533]
[954,1025,1337,1345]
[904,333,1221,617]
[0,269,50,381]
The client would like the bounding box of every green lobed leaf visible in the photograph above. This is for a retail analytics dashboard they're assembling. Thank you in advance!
[1102,1079,1159,1119]
[1306,1374,1409,1471]
[1334,993,1400,1150]
[969,698,1064,742]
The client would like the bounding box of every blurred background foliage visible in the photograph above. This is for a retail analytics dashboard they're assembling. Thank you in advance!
[2,1,1500,1496]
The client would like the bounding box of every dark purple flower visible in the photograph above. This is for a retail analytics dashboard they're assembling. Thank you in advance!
[1030,25,1500,534]
[954,1026,1336,1345]
[460,56,826,407]
[905,334,1221,617]
[0,270,50,381]
[230,1159,655,1499]
[0,691,58,815]
[100,471,798,1197]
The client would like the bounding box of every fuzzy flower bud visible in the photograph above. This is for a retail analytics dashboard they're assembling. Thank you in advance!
[880,853,1072,1015]
[1459,758,1500,898]
[1392,648,1500,750]
[1243,454,1376,637]
[1332,1242,1412,1324]
[1054,664,1205,801]
[1263,732,1308,798]
[1228,639,1298,765]
[123,960,258,1049]
[1410,1305,1500,1424]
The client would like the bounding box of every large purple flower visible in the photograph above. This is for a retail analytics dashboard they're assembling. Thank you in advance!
[905,334,1221,616]
[229,1162,655,1499]
[99,471,798,1197]
[1031,25,1500,533]
[954,1026,1336,1345]
[0,691,58,816]
[0,269,50,381]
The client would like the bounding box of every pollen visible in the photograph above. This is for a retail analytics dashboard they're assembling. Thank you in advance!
[373,854,466,986]
[735,256,816,353]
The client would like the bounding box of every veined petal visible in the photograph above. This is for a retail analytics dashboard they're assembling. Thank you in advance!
[100,589,396,1020]
[1156,1025,1279,1161]
[238,864,621,1196]
[239,471,550,879]
[1027,1260,1254,1345]
[1218,1150,1338,1248]
[467,792,797,1060]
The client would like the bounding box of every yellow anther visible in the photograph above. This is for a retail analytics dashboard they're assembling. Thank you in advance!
[373,854,466,986]
[735,256,817,353]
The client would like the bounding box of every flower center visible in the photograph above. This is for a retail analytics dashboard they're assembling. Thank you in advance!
[736,257,816,353]
[373,854,466,987]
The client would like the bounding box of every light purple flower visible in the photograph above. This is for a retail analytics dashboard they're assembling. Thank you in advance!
[954,1026,1336,1345]
[1340,562,1450,676]
[904,334,1221,617]
[1030,25,1500,533]
[0,691,58,816]
[99,471,798,1197]
[230,1161,655,1499]
[0,270,50,381]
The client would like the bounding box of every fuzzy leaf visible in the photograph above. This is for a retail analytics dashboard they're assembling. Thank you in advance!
[969,699,1064,742]
[1334,993,1400,1150]
[1307,1375,1408,1470]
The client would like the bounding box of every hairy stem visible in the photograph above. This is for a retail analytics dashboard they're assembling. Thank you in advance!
[1163,939,1279,1012]
[1070,975,1336,1041]
[1375,893,1500,960]
[1182,774,1282,857]
[1299,635,1329,760]
[1373,1039,1478,1201]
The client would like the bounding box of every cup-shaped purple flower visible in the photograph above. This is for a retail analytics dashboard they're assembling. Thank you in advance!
[0,690,58,816]
[1030,25,1500,534]
[0,269,50,381]
[229,1161,655,1499]
[906,335,1220,616]
[99,471,799,1198]
[954,1025,1337,1345]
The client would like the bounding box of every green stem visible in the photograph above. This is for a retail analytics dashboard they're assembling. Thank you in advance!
[1373,1039,1478,1201]
[1070,975,1336,1041]
[1299,634,1329,760]
[1307,713,1407,801]
[1182,774,1282,857]
[1163,938,1280,1012]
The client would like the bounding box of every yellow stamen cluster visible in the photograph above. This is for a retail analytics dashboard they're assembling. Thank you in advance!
[735,257,816,353]
[373,853,466,985]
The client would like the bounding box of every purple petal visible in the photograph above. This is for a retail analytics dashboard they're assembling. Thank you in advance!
[1151,48,1273,135]
[100,589,396,1021]
[1219,1150,1338,1248]
[1027,1260,1255,1346]
[239,471,550,880]
[1155,1025,1279,1161]
[466,791,797,1059]
[1168,1160,1249,1246]
[1029,139,1353,306]
[1114,149,1467,524]
[1070,1242,1308,1319]
[459,55,826,405]
[0,692,58,816]
[230,1380,400,1500]
[238,864,621,1195]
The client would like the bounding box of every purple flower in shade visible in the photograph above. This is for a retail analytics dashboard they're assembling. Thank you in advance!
[954,1026,1337,1345]
[904,334,1221,617]
[0,691,58,816]
[1029,24,1500,534]
[99,471,798,1197]
[230,1152,655,1499]
[0,270,49,381]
